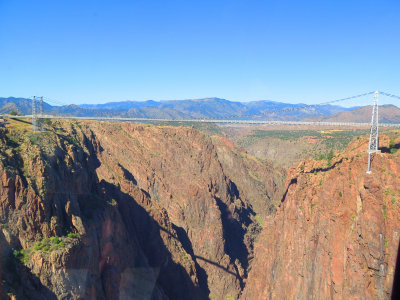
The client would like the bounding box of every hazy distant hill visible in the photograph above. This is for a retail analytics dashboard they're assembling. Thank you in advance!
[0,96,375,121]
[310,104,400,123]
[76,97,356,120]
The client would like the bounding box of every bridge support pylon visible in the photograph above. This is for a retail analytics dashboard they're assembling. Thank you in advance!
[32,96,37,131]
[366,91,380,174]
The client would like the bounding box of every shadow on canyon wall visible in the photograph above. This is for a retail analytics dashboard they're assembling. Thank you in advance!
[0,231,57,300]
[392,240,400,299]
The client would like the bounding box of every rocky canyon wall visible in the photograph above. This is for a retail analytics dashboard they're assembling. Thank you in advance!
[0,120,283,299]
[242,136,400,300]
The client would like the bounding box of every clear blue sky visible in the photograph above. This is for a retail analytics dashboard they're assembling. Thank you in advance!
[0,0,399,105]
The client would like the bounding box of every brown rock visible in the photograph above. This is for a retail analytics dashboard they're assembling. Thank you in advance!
[242,136,400,300]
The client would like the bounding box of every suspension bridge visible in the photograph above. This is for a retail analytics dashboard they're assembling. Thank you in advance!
[1,90,400,173]
[1,91,399,128]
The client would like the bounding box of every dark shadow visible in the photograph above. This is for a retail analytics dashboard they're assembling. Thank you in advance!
[1,126,207,299]
[281,178,297,203]
[7,117,51,132]
[117,166,248,293]
[392,239,400,299]
[6,117,31,125]
[280,158,345,204]
[214,196,246,289]
[118,163,137,185]
[194,256,240,278]
[172,224,210,296]
[380,143,400,153]
[158,226,240,278]
[0,231,57,300]
[308,158,344,175]
[99,180,208,300]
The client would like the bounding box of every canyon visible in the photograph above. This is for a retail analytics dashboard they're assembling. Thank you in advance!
[0,119,399,299]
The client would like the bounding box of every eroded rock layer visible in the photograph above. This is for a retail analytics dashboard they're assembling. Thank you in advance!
[242,136,400,300]
[0,120,282,299]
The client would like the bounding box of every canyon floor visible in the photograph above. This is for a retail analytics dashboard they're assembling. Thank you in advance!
[0,118,399,299]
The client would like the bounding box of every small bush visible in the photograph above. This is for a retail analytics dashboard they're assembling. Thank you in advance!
[327,149,334,165]
[313,170,317,175]
[300,165,304,170]
[67,232,79,238]
[339,191,342,197]
[390,148,398,154]
[254,215,264,227]
[34,244,43,251]
[13,249,29,264]
[50,237,60,244]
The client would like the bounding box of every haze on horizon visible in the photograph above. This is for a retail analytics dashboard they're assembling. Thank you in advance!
[0,0,399,106]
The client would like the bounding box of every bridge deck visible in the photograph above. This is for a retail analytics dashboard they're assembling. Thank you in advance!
[4,115,400,127]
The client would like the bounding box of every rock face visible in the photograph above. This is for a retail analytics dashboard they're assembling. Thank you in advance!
[242,136,400,299]
[0,120,282,299]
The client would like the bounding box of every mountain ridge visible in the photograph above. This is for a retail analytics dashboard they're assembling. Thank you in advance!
[0,96,361,120]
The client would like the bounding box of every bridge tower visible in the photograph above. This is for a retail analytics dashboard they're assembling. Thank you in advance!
[32,96,37,131]
[31,96,44,131]
[39,96,43,130]
[366,91,380,174]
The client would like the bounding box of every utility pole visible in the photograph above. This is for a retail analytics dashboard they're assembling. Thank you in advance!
[32,96,37,131]
[366,91,380,174]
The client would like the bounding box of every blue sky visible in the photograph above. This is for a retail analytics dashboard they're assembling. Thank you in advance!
[0,0,399,105]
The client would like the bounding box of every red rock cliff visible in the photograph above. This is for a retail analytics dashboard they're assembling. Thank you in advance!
[0,120,282,299]
[242,135,400,300]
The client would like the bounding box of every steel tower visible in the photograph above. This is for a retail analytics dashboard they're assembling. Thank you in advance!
[366,91,380,174]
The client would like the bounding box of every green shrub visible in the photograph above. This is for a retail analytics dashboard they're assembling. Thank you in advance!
[300,165,304,170]
[254,215,264,227]
[13,249,29,264]
[50,236,60,244]
[327,149,334,165]
[390,148,398,154]
[34,244,43,251]
[67,232,79,238]
[339,191,342,197]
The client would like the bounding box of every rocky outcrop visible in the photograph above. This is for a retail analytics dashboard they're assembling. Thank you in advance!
[0,120,282,299]
[242,135,400,299]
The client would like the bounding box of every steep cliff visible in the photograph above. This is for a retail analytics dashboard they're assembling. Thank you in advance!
[242,135,400,299]
[0,120,283,299]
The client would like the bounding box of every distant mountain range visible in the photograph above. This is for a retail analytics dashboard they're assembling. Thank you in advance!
[1,96,399,123]
[309,104,400,123]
